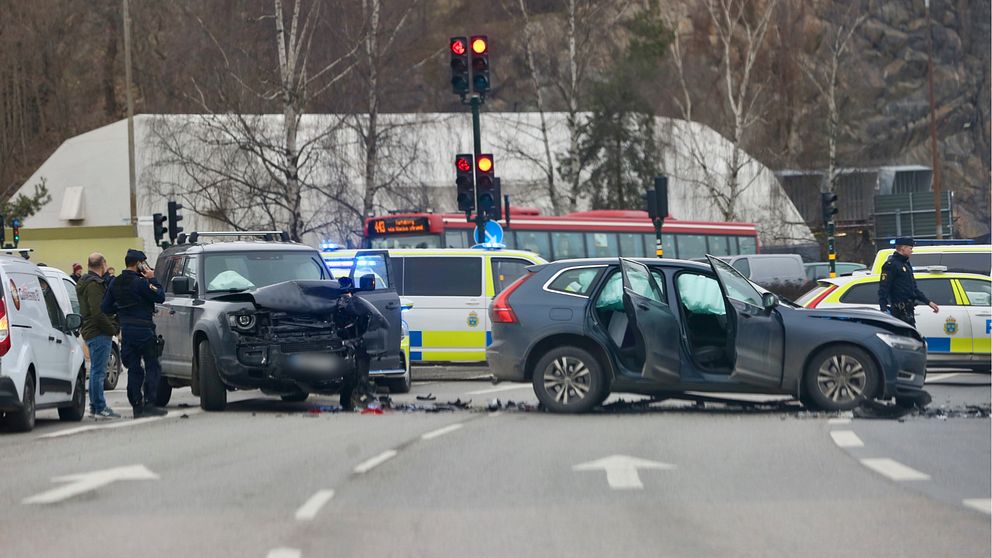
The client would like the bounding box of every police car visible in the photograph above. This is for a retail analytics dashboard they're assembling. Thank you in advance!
[798,268,991,372]
[323,247,545,364]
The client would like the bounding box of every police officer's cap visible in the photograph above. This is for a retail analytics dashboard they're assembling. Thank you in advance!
[126,248,147,261]
[892,237,915,247]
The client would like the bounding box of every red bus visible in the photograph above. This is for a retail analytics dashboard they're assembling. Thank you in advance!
[363,209,760,261]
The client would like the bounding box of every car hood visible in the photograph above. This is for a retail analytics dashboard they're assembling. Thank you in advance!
[215,280,351,315]
[797,307,918,334]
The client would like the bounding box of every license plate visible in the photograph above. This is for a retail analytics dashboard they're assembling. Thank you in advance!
[290,352,340,372]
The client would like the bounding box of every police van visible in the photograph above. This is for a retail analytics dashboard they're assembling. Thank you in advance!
[324,248,545,363]
[0,253,86,431]
[870,244,991,275]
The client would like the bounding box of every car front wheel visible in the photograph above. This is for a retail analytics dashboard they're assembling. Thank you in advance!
[803,345,879,411]
[104,343,121,391]
[532,346,608,414]
[198,342,227,411]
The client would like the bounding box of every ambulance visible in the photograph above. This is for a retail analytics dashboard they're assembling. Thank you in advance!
[323,248,545,363]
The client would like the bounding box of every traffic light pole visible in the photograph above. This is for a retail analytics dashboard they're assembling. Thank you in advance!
[827,219,836,278]
[653,219,663,258]
[470,95,487,245]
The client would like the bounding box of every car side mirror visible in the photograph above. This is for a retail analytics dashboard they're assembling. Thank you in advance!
[65,313,82,332]
[762,292,780,310]
[171,276,195,296]
[359,274,376,291]
[338,276,354,289]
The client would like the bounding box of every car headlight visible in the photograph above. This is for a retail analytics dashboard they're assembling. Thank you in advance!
[876,332,924,351]
[228,313,257,332]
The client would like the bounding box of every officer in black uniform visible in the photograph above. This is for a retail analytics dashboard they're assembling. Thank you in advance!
[878,237,940,326]
[101,249,168,418]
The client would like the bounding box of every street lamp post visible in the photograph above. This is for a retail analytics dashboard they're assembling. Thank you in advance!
[925,0,943,239]
[123,0,137,229]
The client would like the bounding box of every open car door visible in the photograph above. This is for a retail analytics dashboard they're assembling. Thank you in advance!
[706,255,784,387]
[329,250,403,368]
[619,258,681,383]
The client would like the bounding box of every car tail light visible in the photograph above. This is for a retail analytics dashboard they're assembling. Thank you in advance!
[806,285,838,308]
[0,299,10,357]
[491,272,533,324]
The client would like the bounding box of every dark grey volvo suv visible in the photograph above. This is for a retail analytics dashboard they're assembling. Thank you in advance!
[488,256,928,413]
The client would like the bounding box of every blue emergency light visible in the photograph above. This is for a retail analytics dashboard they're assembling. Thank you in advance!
[887,238,975,246]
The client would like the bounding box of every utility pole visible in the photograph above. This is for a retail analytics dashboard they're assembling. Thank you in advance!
[925,0,943,239]
[123,0,138,229]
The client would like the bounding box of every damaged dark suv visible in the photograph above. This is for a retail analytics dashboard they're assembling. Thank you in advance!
[152,232,402,411]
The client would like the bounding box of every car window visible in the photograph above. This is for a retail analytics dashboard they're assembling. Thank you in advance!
[62,278,81,314]
[403,257,481,296]
[204,252,328,292]
[731,258,751,278]
[159,255,184,292]
[183,256,198,285]
[916,279,956,306]
[959,279,991,306]
[676,273,726,316]
[550,267,604,297]
[38,277,65,329]
[492,258,531,294]
[709,256,763,307]
[941,253,991,275]
[839,283,877,305]
[620,260,663,304]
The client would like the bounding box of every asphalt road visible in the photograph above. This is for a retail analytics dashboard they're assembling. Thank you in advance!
[0,368,988,558]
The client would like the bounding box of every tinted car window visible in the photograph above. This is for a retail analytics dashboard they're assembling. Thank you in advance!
[839,284,877,305]
[711,257,763,307]
[63,278,81,314]
[732,258,751,278]
[622,261,663,304]
[492,258,531,294]
[548,267,603,297]
[916,279,956,306]
[959,279,991,306]
[404,257,481,296]
[39,277,65,329]
[941,253,990,275]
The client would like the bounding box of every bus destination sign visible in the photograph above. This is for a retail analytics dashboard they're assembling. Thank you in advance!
[367,216,430,236]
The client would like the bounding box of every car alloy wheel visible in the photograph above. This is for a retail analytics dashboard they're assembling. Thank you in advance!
[816,354,867,404]
[544,356,592,405]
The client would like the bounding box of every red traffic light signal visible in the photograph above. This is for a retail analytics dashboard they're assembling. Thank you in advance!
[456,156,472,173]
[450,36,469,95]
[451,37,467,56]
[455,154,475,212]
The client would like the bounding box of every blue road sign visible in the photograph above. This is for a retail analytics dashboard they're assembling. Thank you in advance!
[473,220,504,244]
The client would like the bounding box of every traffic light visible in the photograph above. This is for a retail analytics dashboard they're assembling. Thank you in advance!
[821,192,838,223]
[450,37,470,95]
[470,35,490,94]
[0,215,5,246]
[644,176,669,221]
[11,218,21,248]
[455,154,475,212]
[167,201,184,242]
[475,154,498,218]
[153,213,168,245]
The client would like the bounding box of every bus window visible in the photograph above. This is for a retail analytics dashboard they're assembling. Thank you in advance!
[586,232,617,258]
[707,236,731,256]
[677,235,707,259]
[553,232,586,259]
[371,234,441,249]
[444,230,469,249]
[738,236,757,254]
[619,233,645,257]
[514,231,551,259]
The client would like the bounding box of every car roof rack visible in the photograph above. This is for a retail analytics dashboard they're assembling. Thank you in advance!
[176,231,292,245]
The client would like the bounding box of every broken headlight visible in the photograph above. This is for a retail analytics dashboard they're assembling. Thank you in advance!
[876,332,924,351]
[228,312,257,333]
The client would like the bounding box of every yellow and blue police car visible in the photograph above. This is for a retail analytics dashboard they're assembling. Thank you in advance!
[798,268,991,372]
[323,248,546,364]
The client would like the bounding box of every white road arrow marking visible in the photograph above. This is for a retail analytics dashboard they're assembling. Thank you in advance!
[23,464,159,504]
[572,455,675,490]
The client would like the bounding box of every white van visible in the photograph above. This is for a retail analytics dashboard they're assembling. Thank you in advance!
[325,248,545,363]
[0,255,86,431]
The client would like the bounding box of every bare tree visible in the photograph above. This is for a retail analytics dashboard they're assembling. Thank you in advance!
[800,2,871,197]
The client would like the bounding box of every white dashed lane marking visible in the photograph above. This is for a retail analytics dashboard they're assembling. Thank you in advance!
[827,417,851,425]
[294,489,335,521]
[421,423,463,440]
[962,499,992,515]
[464,384,532,395]
[266,548,301,558]
[38,409,204,439]
[859,458,931,481]
[830,430,864,448]
[354,450,398,474]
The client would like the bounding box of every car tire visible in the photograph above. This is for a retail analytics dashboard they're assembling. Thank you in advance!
[385,355,411,394]
[155,376,173,407]
[58,368,86,422]
[803,345,879,412]
[281,391,309,402]
[198,342,227,411]
[532,346,608,414]
[8,375,36,432]
[104,343,121,391]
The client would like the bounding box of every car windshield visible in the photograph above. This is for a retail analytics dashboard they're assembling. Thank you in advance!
[204,252,329,292]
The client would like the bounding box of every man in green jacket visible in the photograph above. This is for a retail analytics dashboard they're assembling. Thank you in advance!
[77,252,120,418]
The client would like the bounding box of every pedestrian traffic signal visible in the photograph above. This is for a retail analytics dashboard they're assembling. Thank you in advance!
[153,213,168,245]
[821,192,839,223]
[167,201,184,242]
[470,35,490,94]
[475,154,499,218]
[456,154,475,212]
[11,218,21,247]
[450,37,470,95]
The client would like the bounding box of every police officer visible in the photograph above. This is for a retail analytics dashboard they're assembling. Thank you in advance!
[878,237,939,326]
[101,249,168,418]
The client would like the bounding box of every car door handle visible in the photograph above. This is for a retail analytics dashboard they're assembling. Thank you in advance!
[48,335,55,342]
[637,303,649,311]
[385,302,399,310]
